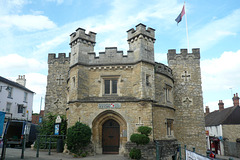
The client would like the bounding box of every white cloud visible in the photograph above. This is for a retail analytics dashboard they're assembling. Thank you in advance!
[0,54,47,74]
[201,50,240,92]
[0,0,28,15]
[189,9,240,50]
[0,15,56,31]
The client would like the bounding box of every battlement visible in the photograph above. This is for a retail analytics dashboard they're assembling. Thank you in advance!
[167,48,200,61]
[155,62,173,79]
[69,27,96,46]
[127,23,155,42]
[48,53,70,64]
[88,47,135,65]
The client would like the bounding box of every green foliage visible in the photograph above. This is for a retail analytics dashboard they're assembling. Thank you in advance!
[38,113,67,135]
[66,122,92,154]
[130,133,149,145]
[129,148,141,160]
[34,113,67,149]
[137,126,152,136]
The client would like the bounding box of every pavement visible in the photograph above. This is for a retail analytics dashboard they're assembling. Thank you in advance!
[4,148,129,160]
[216,154,240,160]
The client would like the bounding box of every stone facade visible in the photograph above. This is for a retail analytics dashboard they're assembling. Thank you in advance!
[222,125,240,142]
[45,24,206,157]
[167,49,206,154]
[45,53,70,115]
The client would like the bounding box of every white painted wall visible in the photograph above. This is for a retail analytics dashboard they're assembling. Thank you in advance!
[0,81,34,121]
[205,125,224,155]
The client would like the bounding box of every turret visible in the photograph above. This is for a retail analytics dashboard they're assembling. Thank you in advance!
[69,28,96,66]
[127,23,155,63]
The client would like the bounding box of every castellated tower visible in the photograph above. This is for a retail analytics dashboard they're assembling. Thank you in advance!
[69,28,96,66]
[127,23,155,64]
[46,23,206,157]
[45,53,70,115]
[167,49,206,154]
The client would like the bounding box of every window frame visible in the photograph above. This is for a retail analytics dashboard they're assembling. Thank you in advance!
[165,84,172,103]
[23,92,28,102]
[166,119,174,136]
[18,104,24,113]
[101,75,120,96]
[7,87,13,98]
[6,102,11,113]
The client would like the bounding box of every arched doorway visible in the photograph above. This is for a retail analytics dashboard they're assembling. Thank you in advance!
[102,119,120,154]
[92,110,127,154]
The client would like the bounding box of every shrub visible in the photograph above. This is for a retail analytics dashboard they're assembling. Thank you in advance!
[129,148,141,160]
[137,126,152,136]
[66,122,92,154]
[130,133,149,146]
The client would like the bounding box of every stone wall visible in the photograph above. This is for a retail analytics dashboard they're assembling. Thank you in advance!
[223,141,240,158]
[167,49,206,154]
[67,101,153,154]
[45,53,70,115]
[125,140,178,160]
[152,106,175,140]
[222,125,240,142]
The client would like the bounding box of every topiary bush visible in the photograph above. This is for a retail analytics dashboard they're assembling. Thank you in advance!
[137,126,152,136]
[130,133,150,146]
[66,122,92,154]
[129,148,141,160]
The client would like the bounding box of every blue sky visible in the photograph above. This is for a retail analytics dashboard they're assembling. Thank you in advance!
[0,0,240,113]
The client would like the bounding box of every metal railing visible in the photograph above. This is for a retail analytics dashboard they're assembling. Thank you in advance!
[36,135,65,157]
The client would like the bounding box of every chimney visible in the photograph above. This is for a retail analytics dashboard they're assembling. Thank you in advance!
[16,75,26,87]
[233,93,239,107]
[218,100,224,111]
[205,106,210,114]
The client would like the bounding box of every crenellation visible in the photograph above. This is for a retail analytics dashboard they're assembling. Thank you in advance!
[48,53,70,64]
[155,62,173,79]
[45,23,206,157]
[127,23,155,42]
[167,48,201,62]
[88,47,135,65]
[70,28,96,46]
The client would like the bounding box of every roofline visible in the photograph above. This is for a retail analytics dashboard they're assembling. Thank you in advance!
[0,76,34,93]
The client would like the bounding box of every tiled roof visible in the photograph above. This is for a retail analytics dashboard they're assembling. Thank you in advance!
[205,106,240,126]
[0,76,34,93]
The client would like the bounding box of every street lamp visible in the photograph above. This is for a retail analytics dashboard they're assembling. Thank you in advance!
[0,86,10,92]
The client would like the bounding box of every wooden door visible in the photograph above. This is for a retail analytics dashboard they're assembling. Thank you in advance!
[102,119,120,154]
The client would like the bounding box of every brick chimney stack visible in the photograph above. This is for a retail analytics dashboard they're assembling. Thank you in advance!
[205,106,210,114]
[218,100,224,111]
[233,93,239,107]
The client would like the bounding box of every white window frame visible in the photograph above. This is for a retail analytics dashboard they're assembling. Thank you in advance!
[24,92,28,102]
[6,102,11,113]
[7,87,13,98]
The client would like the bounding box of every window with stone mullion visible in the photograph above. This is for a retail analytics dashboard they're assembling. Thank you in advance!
[104,79,118,95]
[104,80,110,94]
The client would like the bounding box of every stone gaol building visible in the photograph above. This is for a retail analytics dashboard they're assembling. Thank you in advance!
[45,24,206,157]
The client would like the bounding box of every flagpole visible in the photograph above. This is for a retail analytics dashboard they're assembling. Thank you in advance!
[184,1,190,53]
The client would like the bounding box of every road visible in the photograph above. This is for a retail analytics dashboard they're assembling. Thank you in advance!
[4,148,129,160]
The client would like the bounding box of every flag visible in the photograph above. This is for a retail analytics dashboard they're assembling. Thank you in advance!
[175,4,185,24]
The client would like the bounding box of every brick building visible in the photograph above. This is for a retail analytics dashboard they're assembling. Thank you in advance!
[205,93,240,157]
[45,24,206,158]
